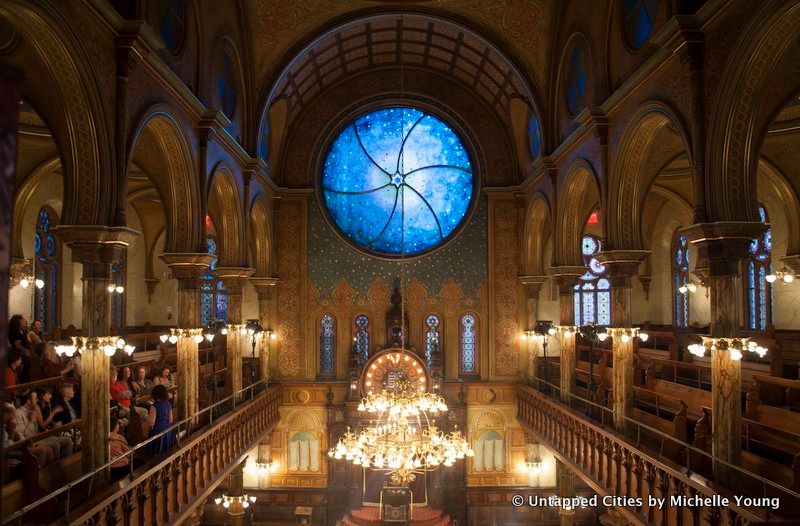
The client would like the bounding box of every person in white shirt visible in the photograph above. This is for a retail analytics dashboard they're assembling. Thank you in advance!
[15,390,73,460]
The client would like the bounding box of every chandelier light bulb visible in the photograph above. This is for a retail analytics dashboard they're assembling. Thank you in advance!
[243,501,249,509]
[547,327,557,336]
[194,334,204,344]
[597,332,608,342]
[784,273,795,283]
[116,285,124,294]
[678,284,688,293]
[168,334,179,344]
[765,274,777,284]
[123,345,135,355]
[248,495,256,503]
[19,278,30,289]
[564,329,573,338]
[639,332,649,342]
[214,497,222,505]
[221,327,228,335]
[688,283,698,293]
[730,348,743,361]
[103,345,116,357]
[206,333,214,342]
[116,338,125,349]
[159,334,168,343]
[222,501,230,509]
[35,278,45,289]
[621,334,630,343]
[107,284,116,293]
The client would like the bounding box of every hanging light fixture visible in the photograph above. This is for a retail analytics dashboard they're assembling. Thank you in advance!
[55,336,128,358]
[765,268,795,284]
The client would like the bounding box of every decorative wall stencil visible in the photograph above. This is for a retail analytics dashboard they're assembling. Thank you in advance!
[276,199,305,378]
[490,197,521,377]
[308,197,487,298]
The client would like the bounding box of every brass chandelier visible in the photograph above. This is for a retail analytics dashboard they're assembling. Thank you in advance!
[328,388,473,486]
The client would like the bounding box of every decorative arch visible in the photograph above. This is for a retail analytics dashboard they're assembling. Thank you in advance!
[706,1,800,221]
[207,164,244,267]
[758,158,800,257]
[609,102,693,250]
[557,160,601,265]
[556,33,594,119]
[0,1,111,225]
[471,410,506,473]
[11,156,61,259]
[522,193,552,275]
[127,105,200,252]
[249,195,272,276]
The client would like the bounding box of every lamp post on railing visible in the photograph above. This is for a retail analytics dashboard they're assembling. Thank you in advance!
[534,320,556,390]
[198,320,228,416]
[245,319,263,397]
[578,325,602,402]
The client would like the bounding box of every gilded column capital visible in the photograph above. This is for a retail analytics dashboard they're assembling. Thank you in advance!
[594,250,649,287]
[160,253,215,285]
[519,275,547,299]
[251,276,279,298]
[680,222,765,276]
[55,225,139,267]
[546,266,585,293]
[9,257,32,280]
[216,267,255,294]
[780,255,800,274]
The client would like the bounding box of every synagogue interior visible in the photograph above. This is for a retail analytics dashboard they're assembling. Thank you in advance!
[2,1,800,525]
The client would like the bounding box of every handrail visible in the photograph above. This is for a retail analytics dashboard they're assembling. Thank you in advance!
[5,376,64,396]
[1,379,272,525]
[517,373,800,503]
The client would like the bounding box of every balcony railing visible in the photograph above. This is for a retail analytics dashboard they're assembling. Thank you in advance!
[3,381,281,526]
[516,374,800,524]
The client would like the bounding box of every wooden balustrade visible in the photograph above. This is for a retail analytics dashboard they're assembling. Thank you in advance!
[515,383,799,524]
[61,384,282,526]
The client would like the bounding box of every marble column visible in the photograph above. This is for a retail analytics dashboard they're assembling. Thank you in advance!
[160,253,214,425]
[682,223,763,482]
[226,459,247,526]
[56,226,138,481]
[217,268,253,402]
[252,277,279,386]
[558,461,576,526]
[520,276,547,378]
[594,251,648,432]
[547,268,583,401]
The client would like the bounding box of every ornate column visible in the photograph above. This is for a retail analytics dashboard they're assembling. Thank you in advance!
[160,253,214,424]
[56,226,137,479]
[217,268,254,401]
[226,460,247,526]
[682,223,763,481]
[252,277,279,385]
[558,461,576,526]
[520,276,547,378]
[594,251,648,432]
[547,267,584,401]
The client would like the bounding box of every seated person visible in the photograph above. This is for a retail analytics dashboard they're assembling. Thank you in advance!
[9,395,55,466]
[40,341,73,379]
[5,351,22,390]
[109,416,142,478]
[152,366,177,404]
[130,366,152,400]
[110,367,148,421]
[3,402,24,476]
[16,389,73,460]
[53,384,81,447]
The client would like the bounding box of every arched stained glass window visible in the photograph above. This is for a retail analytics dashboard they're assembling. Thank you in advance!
[425,314,441,368]
[354,315,369,362]
[673,233,689,327]
[34,206,60,331]
[258,117,270,163]
[111,256,126,330]
[459,313,478,377]
[528,113,542,158]
[200,237,227,326]
[217,49,237,118]
[625,0,658,49]
[565,43,587,116]
[321,106,475,257]
[155,0,185,53]
[319,314,336,377]
[573,235,611,326]
[747,206,773,330]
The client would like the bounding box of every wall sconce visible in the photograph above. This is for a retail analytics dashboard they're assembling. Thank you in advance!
[597,327,649,344]
[264,328,277,340]
[215,494,257,509]
[687,336,767,361]
[766,268,795,284]
[526,443,542,487]
[160,327,204,345]
[678,281,700,294]
[15,274,44,290]
[107,283,125,294]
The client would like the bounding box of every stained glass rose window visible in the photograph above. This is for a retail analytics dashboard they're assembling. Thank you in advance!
[321,107,476,257]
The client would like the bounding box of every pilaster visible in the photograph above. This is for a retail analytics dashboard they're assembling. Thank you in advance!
[252,277,279,385]
[217,267,255,323]
[547,267,584,399]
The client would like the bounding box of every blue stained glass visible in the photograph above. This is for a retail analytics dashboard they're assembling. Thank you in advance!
[528,114,541,158]
[625,0,658,49]
[748,262,756,330]
[758,266,767,330]
[34,232,42,254]
[460,314,476,374]
[158,0,184,52]
[322,107,474,257]
[582,236,598,256]
[764,229,772,251]
[747,205,772,329]
[218,51,236,117]
[355,315,369,362]
[320,314,335,374]
[597,291,610,326]
[200,284,214,326]
[574,294,581,325]
[759,206,767,223]
[425,315,441,368]
[566,45,587,115]
[575,235,611,326]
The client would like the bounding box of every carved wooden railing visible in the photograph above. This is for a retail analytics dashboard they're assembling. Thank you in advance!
[516,381,800,525]
[63,384,281,525]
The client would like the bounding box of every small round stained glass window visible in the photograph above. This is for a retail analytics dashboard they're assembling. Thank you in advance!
[625,0,658,49]
[321,106,476,257]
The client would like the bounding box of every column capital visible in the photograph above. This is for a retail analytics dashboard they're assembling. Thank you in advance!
[55,226,139,265]
[9,257,32,280]
[519,275,547,298]
[216,267,255,293]
[251,276,280,297]
[781,255,800,274]
[680,222,764,276]
[546,266,585,292]
[160,253,215,282]
[594,250,649,287]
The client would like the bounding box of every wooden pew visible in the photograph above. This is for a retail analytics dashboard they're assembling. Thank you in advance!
[746,374,800,412]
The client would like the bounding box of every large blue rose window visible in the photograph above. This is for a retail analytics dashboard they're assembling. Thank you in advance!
[321,107,475,257]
